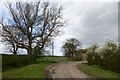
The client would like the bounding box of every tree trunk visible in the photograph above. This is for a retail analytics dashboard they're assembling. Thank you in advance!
[71,53,74,57]
[13,52,17,55]
[27,34,34,63]
[27,47,37,63]
[27,48,33,63]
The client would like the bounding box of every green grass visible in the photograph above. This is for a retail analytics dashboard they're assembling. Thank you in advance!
[77,64,120,78]
[2,56,67,78]
[2,56,68,78]
[37,56,68,62]
[2,61,55,78]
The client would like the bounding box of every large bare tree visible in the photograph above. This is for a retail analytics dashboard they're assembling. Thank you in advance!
[0,1,64,61]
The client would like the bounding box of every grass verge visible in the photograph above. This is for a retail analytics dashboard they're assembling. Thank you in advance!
[77,64,120,78]
[2,56,69,78]
[2,61,56,78]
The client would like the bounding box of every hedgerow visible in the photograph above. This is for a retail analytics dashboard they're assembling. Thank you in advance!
[87,41,119,73]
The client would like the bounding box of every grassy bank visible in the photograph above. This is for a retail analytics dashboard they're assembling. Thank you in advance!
[77,64,119,78]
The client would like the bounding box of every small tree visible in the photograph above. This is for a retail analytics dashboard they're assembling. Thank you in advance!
[62,38,82,59]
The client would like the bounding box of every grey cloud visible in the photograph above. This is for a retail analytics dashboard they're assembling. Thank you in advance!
[54,2,118,54]
[74,2,117,45]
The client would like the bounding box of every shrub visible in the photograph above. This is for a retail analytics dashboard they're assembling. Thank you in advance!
[101,50,119,72]
[87,52,101,65]
[87,52,95,65]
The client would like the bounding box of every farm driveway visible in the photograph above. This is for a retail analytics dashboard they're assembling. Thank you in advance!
[53,61,93,79]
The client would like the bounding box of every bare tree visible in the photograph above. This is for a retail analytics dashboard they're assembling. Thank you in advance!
[0,1,65,62]
[1,25,19,55]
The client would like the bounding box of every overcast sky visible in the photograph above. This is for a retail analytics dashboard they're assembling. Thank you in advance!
[53,1,118,55]
[0,0,118,55]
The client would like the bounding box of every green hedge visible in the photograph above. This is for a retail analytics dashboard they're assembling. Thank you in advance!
[87,49,119,73]
[2,54,30,70]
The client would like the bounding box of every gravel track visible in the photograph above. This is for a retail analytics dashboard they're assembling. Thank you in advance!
[53,61,91,79]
